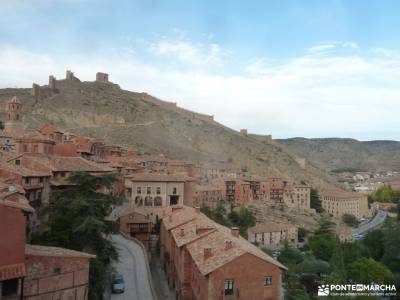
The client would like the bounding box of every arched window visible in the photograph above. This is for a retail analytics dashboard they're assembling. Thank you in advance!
[145,196,153,206]
[154,196,162,206]
[135,196,143,206]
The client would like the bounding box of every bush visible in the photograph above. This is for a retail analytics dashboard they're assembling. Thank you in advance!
[342,213,359,227]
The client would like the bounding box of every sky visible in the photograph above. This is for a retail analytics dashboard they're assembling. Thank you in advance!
[1,0,400,140]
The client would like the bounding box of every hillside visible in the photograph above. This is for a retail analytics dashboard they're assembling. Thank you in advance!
[0,74,339,189]
[277,137,400,172]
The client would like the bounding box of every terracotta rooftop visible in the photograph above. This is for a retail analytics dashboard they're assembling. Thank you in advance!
[119,207,151,223]
[163,206,287,275]
[14,131,55,143]
[25,244,96,259]
[0,160,51,177]
[320,190,365,199]
[125,173,188,182]
[23,155,114,172]
[171,217,217,248]
[248,222,297,234]
[0,180,34,212]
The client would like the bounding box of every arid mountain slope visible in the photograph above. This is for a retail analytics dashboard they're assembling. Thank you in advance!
[277,137,400,172]
[0,78,338,188]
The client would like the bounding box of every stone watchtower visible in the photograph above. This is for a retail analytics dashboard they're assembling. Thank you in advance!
[4,96,23,132]
[96,72,109,83]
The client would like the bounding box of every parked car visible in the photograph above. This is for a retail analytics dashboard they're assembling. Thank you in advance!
[112,273,125,294]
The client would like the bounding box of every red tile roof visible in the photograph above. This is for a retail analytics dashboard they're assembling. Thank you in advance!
[25,244,96,259]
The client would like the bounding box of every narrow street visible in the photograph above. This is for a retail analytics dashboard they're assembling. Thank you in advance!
[110,234,156,300]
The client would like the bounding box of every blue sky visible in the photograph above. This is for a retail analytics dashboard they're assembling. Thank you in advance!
[1,0,400,140]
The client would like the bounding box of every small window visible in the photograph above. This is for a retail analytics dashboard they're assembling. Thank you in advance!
[147,187,151,194]
[137,187,141,194]
[173,187,177,195]
[224,279,234,295]
[264,276,272,286]
[2,278,19,296]
[39,177,44,183]
[24,177,29,185]
[15,159,20,165]
[156,187,161,194]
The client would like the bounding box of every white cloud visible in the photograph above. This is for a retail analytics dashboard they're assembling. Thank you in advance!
[149,40,225,66]
[1,43,400,140]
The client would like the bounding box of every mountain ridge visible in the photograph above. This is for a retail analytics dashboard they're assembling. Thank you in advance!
[0,75,339,189]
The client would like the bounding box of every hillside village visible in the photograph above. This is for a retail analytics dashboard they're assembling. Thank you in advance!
[0,71,379,300]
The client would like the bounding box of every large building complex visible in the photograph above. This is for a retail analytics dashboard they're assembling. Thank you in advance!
[320,190,370,219]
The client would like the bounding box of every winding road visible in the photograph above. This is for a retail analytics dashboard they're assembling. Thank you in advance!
[352,210,387,239]
[110,234,156,300]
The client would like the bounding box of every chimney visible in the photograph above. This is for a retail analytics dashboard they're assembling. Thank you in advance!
[204,247,212,259]
[180,228,185,236]
[172,206,183,212]
[194,206,200,213]
[231,227,240,237]
[225,240,233,250]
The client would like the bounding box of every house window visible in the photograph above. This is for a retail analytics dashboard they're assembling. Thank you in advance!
[173,187,177,195]
[138,223,146,232]
[24,177,29,185]
[1,278,19,296]
[33,145,38,153]
[147,187,151,194]
[154,196,162,206]
[224,279,234,295]
[39,177,44,183]
[15,159,20,165]
[156,187,161,194]
[22,144,28,152]
[145,196,153,206]
[264,276,272,286]
[60,172,66,178]
[137,187,141,194]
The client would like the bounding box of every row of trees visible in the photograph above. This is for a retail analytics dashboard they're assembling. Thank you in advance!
[280,217,400,299]
[368,186,400,204]
[33,172,123,299]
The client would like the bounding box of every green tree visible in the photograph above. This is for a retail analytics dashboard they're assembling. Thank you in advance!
[347,257,395,284]
[362,230,384,261]
[309,234,336,261]
[278,241,304,266]
[32,172,123,299]
[310,188,323,212]
[382,223,400,273]
[298,227,308,242]
[342,213,360,227]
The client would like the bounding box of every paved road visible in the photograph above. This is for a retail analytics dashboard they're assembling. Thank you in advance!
[352,210,387,239]
[111,234,156,300]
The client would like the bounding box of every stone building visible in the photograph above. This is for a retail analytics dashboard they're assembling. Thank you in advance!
[160,206,287,300]
[283,184,311,210]
[4,96,23,132]
[95,72,109,83]
[24,245,95,300]
[0,179,94,300]
[320,190,370,220]
[193,185,224,208]
[261,177,285,203]
[125,174,186,211]
[248,222,298,249]
[119,208,152,250]
[0,160,51,223]
[14,132,55,155]
[0,181,34,300]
